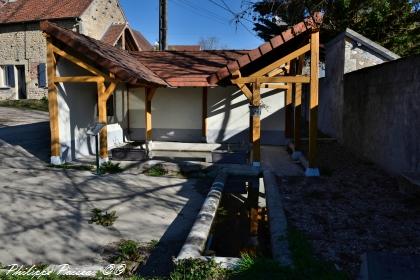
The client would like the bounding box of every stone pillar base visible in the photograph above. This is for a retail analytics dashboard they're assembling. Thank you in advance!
[50,156,62,165]
[305,168,320,177]
[252,161,261,167]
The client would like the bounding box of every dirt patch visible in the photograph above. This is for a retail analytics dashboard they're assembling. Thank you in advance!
[279,142,420,277]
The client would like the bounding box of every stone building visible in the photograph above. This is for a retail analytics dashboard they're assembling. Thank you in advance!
[0,0,151,100]
[318,28,400,140]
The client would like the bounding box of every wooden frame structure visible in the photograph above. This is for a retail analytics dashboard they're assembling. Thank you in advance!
[230,30,320,172]
[46,37,118,163]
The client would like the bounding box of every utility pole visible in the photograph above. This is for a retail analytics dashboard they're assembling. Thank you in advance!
[159,0,167,50]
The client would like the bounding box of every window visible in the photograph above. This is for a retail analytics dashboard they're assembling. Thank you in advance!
[0,65,15,88]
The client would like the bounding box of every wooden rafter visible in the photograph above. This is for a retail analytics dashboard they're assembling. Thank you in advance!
[54,76,105,83]
[248,44,310,78]
[51,45,117,83]
[232,76,310,84]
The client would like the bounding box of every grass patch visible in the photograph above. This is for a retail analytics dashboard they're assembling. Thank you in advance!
[170,259,229,280]
[99,161,123,174]
[0,98,49,112]
[145,164,167,177]
[231,228,348,280]
[48,163,93,171]
[89,208,118,227]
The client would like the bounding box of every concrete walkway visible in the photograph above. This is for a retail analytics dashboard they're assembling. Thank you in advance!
[0,107,205,273]
[261,145,304,177]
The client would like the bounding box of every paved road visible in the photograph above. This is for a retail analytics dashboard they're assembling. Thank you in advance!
[0,107,205,275]
[0,107,50,162]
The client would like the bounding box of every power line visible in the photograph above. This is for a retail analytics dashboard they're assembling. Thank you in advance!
[169,0,228,25]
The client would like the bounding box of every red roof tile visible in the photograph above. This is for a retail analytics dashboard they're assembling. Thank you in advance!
[132,30,154,51]
[130,50,248,87]
[0,0,93,24]
[41,21,166,87]
[101,24,126,46]
[207,13,323,85]
[168,45,201,51]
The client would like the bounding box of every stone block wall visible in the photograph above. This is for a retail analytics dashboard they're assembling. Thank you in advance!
[0,0,126,100]
[342,55,420,174]
[318,35,395,140]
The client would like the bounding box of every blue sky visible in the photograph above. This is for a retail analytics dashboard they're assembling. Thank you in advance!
[119,0,263,50]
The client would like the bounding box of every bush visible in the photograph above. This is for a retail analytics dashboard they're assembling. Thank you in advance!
[89,208,118,227]
[99,161,123,174]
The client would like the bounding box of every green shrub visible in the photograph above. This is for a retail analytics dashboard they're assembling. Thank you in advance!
[89,208,118,227]
[99,161,123,174]
[145,164,167,177]
[170,259,228,280]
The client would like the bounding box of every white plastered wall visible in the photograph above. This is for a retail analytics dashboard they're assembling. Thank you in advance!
[56,59,125,162]
[127,86,287,145]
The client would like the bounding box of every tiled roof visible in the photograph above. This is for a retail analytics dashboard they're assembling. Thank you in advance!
[101,24,126,46]
[168,45,201,51]
[208,13,323,84]
[41,21,166,87]
[0,0,93,24]
[132,30,154,51]
[131,50,248,87]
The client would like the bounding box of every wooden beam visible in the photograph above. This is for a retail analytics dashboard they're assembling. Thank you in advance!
[251,82,261,163]
[249,44,310,77]
[97,81,108,159]
[308,31,319,169]
[293,55,305,150]
[232,75,310,85]
[236,83,253,102]
[261,83,288,89]
[47,39,60,160]
[104,82,118,101]
[294,83,302,150]
[285,82,293,138]
[54,76,105,83]
[52,45,116,83]
[202,87,208,141]
[145,87,156,141]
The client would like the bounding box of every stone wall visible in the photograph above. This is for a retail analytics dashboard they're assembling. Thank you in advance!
[80,0,126,39]
[318,35,395,139]
[0,20,76,100]
[0,0,125,100]
[342,55,420,174]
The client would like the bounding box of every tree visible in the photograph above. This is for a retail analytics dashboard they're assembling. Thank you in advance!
[241,0,419,56]
[198,37,229,50]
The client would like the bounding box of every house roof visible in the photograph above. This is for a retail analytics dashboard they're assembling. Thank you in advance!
[208,12,323,84]
[132,30,154,51]
[168,45,202,51]
[327,28,400,60]
[41,21,166,87]
[0,0,93,24]
[101,24,126,46]
[131,50,248,87]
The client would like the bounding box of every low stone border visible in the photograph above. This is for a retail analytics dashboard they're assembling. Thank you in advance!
[177,172,228,259]
[263,170,293,267]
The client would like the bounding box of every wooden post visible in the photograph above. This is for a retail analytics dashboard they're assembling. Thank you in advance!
[294,55,305,151]
[251,81,261,165]
[145,88,156,141]
[47,39,60,164]
[308,31,320,174]
[284,83,293,138]
[202,87,208,142]
[97,81,108,160]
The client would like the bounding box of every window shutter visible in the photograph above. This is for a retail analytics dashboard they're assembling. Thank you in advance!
[5,65,15,87]
[38,63,46,88]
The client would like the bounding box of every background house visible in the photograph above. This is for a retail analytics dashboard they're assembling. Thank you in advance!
[318,28,400,140]
[0,0,151,100]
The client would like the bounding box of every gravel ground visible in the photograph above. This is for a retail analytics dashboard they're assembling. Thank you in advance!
[278,141,420,277]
